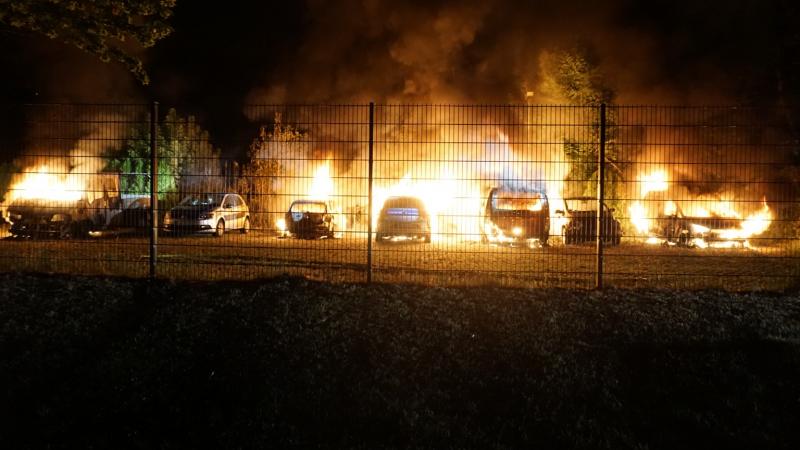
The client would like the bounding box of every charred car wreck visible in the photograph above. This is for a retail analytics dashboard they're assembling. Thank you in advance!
[558,197,622,245]
[480,187,550,246]
[375,196,431,243]
[283,199,339,239]
[6,173,123,239]
[656,213,745,248]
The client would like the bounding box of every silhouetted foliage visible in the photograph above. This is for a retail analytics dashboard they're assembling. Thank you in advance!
[0,0,175,84]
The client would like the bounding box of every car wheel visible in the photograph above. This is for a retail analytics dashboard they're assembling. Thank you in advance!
[59,222,74,239]
[215,219,225,237]
[240,217,250,234]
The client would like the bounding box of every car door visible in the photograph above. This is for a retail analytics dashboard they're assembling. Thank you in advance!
[235,195,248,228]
[222,195,238,229]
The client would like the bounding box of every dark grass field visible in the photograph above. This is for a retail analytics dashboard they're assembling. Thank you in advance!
[2,273,800,449]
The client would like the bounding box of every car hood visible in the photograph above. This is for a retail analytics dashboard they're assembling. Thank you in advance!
[171,205,216,213]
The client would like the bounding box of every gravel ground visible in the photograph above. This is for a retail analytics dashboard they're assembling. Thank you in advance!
[0,232,798,290]
[1,273,799,449]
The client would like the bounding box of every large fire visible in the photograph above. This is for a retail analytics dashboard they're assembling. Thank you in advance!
[8,165,85,203]
[628,169,774,248]
[371,170,481,242]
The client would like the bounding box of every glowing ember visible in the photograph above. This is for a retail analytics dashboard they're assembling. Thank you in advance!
[9,165,84,202]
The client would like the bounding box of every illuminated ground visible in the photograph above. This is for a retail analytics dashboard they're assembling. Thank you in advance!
[0,231,797,290]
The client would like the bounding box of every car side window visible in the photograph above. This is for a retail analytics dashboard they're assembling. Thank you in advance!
[223,195,234,208]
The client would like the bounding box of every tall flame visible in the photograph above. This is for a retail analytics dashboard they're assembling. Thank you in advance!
[308,161,334,200]
[9,165,84,202]
[718,199,773,240]
[640,170,668,197]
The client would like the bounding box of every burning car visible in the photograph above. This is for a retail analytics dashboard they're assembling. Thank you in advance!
[557,197,622,246]
[6,172,123,239]
[480,187,550,246]
[375,196,431,243]
[656,210,749,248]
[282,199,340,239]
[7,198,94,238]
[163,193,250,237]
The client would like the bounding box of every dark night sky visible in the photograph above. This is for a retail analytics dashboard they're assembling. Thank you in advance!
[1,0,799,156]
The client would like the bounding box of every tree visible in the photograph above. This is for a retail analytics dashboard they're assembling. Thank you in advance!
[105,108,223,204]
[237,112,304,228]
[0,0,176,85]
[538,44,625,205]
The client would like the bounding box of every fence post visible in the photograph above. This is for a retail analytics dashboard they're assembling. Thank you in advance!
[596,103,607,289]
[149,101,159,279]
[366,102,375,283]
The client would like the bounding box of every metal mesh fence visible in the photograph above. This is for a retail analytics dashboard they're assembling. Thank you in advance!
[0,103,798,289]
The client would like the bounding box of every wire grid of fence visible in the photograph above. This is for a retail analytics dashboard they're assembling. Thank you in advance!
[0,103,798,290]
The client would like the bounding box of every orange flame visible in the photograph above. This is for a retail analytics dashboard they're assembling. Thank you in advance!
[9,166,84,202]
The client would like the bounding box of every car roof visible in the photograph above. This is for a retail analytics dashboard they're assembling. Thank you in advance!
[387,195,422,201]
[491,187,548,195]
[291,199,327,204]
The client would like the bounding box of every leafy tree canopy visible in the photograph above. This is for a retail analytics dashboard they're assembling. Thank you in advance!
[538,43,624,200]
[106,108,222,202]
[0,0,176,85]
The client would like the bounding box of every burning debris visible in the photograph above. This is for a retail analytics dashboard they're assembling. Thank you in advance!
[628,170,774,249]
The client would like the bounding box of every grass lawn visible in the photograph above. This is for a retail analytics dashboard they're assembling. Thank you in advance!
[1,273,799,449]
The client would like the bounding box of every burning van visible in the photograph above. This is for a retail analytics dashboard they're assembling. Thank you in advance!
[480,187,550,246]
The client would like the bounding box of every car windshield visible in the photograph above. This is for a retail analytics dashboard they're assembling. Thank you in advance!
[291,201,326,213]
[179,194,225,207]
[129,198,150,209]
[565,198,596,212]
[492,191,546,211]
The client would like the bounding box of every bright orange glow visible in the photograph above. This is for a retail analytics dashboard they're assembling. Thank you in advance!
[640,170,668,197]
[629,201,649,235]
[9,166,84,202]
[309,160,334,201]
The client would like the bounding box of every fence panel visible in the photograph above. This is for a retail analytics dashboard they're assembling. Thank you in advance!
[371,105,597,287]
[1,103,798,290]
[609,106,800,289]
[155,105,371,281]
[0,104,151,277]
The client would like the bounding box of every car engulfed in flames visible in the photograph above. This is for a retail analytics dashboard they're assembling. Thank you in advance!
[4,166,123,239]
[654,200,773,249]
[480,187,550,247]
[628,170,774,248]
